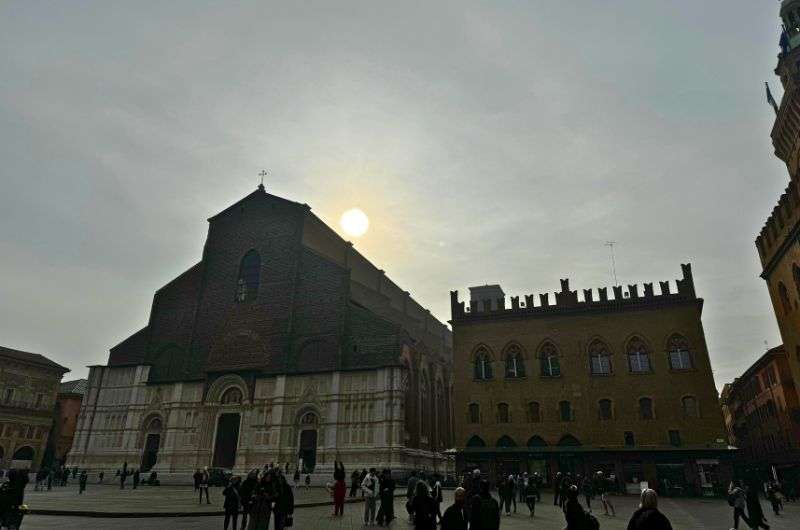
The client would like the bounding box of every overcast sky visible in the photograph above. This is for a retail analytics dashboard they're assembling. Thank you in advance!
[0,1,789,388]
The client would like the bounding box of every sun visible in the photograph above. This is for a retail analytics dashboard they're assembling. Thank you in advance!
[340,208,370,237]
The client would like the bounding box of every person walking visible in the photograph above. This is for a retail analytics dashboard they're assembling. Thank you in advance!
[239,470,258,530]
[132,469,140,489]
[564,485,597,530]
[766,483,781,516]
[431,475,444,524]
[304,473,311,490]
[376,468,396,526]
[406,470,419,523]
[273,474,294,530]
[553,471,563,506]
[361,467,380,526]
[441,487,468,530]
[499,475,514,516]
[525,472,538,517]
[332,463,347,517]
[119,468,127,490]
[198,467,210,505]
[350,469,360,497]
[292,468,300,490]
[78,470,87,495]
[247,472,276,530]
[729,480,752,529]
[223,476,242,530]
[518,474,526,505]
[98,471,104,484]
[581,475,594,512]
[469,480,500,530]
[596,471,615,516]
[410,481,437,530]
[627,488,672,530]
[745,481,771,530]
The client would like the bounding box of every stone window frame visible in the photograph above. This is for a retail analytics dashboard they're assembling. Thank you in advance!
[666,334,694,371]
[598,398,614,420]
[503,343,527,379]
[638,396,655,420]
[681,395,699,418]
[472,345,494,381]
[558,400,573,422]
[496,402,510,423]
[467,402,480,424]
[625,336,653,374]
[526,401,542,423]
[235,249,261,302]
[588,338,613,376]
[537,341,561,378]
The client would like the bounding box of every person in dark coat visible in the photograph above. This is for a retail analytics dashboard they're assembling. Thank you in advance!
[498,475,514,515]
[0,468,28,530]
[553,472,563,506]
[223,476,242,530]
[627,489,673,530]
[376,468,396,526]
[746,481,771,530]
[524,474,538,517]
[333,460,345,482]
[132,469,140,489]
[350,469,360,497]
[194,469,202,491]
[78,470,88,494]
[441,487,468,530]
[563,485,590,530]
[198,467,210,505]
[239,470,258,530]
[273,474,294,530]
[247,472,276,530]
[410,480,437,530]
[469,480,500,530]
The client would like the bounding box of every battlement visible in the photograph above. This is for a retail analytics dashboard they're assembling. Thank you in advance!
[450,264,698,322]
[755,174,800,273]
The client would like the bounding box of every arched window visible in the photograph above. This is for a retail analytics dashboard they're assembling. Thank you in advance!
[639,397,654,420]
[681,396,699,418]
[527,435,547,447]
[466,435,486,447]
[627,336,651,373]
[504,344,526,378]
[12,446,34,461]
[667,334,693,370]
[236,250,261,302]
[468,403,480,424]
[527,401,541,423]
[300,411,318,425]
[221,387,243,405]
[539,342,560,377]
[497,402,510,423]
[779,281,792,314]
[559,400,573,422]
[473,347,493,380]
[558,434,581,447]
[793,264,800,299]
[496,435,517,447]
[598,398,613,420]
[589,339,612,375]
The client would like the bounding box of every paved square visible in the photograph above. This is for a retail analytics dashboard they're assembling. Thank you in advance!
[17,486,800,529]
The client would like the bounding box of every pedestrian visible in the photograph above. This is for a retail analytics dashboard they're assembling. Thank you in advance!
[596,470,615,516]
[441,487,468,530]
[194,469,202,491]
[333,460,345,482]
[499,475,514,516]
[247,472,276,530]
[132,469,140,489]
[729,480,752,529]
[564,485,598,530]
[410,480,438,530]
[518,474,526,504]
[359,468,368,496]
[525,472,538,517]
[350,469,360,497]
[304,472,311,490]
[581,475,594,512]
[554,471,563,506]
[406,470,419,522]
[376,468,396,526]
[767,483,781,516]
[223,476,242,530]
[431,474,444,524]
[361,467,379,526]
[745,481,771,530]
[46,469,53,491]
[199,467,210,505]
[273,473,294,530]
[469,480,500,530]
[98,471,104,484]
[627,488,672,530]
[293,468,300,490]
[119,468,127,490]
[239,470,258,530]
[78,470,87,495]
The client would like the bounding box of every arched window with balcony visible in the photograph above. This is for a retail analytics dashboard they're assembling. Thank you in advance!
[236,250,261,302]
[589,339,613,375]
[667,334,693,370]
[539,342,561,377]
[639,397,654,420]
[473,347,493,380]
[626,336,651,373]
[504,344,526,378]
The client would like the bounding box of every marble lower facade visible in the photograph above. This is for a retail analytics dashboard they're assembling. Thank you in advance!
[66,364,451,483]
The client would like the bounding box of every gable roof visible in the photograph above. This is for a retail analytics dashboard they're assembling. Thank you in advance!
[0,345,70,373]
[59,379,88,395]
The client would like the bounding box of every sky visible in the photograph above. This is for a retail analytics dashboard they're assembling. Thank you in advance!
[0,1,790,388]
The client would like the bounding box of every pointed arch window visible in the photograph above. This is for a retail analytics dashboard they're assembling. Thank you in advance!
[496,435,517,447]
[598,398,613,420]
[539,342,561,377]
[468,403,480,424]
[639,397,654,420]
[497,402,510,423]
[559,400,573,422]
[474,347,493,380]
[527,401,541,423]
[681,396,699,418]
[667,334,693,370]
[504,344,526,378]
[589,339,612,375]
[236,250,261,302]
[627,336,651,373]
[779,281,792,314]
[466,435,486,447]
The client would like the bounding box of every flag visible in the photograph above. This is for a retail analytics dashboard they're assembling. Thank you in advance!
[766,82,779,114]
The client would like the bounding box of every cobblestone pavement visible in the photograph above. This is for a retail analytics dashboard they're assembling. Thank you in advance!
[19,489,800,530]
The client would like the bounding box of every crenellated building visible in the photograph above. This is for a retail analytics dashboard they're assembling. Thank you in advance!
[450,265,733,497]
[66,185,452,482]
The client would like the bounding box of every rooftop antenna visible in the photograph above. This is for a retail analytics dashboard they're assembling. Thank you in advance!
[605,241,618,285]
[258,169,268,190]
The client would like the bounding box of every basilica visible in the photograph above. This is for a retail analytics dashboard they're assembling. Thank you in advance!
[66,185,453,481]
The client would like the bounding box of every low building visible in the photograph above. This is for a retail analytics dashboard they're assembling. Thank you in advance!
[721,345,800,485]
[0,345,70,471]
[450,265,733,497]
